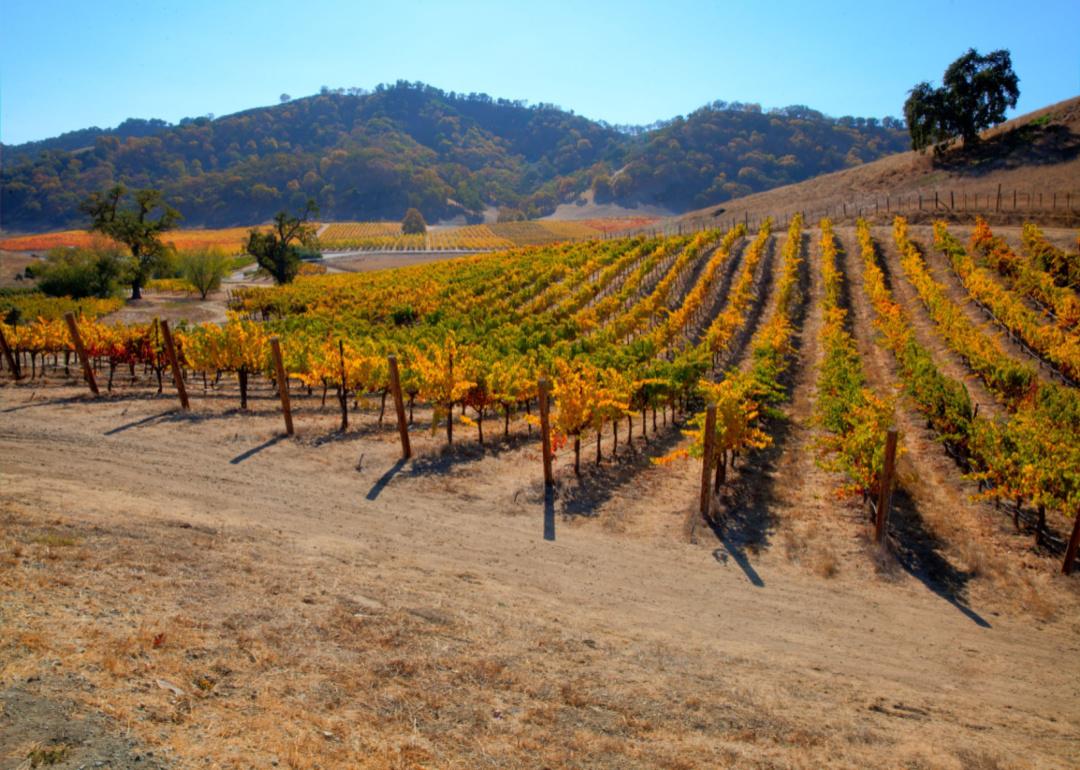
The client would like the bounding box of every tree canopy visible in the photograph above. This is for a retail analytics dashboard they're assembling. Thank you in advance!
[246,199,319,285]
[80,185,181,299]
[904,48,1019,153]
[402,207,427,235]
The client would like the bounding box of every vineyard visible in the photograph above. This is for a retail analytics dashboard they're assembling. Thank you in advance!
[0,227,258,254]
[317,218,654,251]
[1,218,660,257]
[3,216,1079,575]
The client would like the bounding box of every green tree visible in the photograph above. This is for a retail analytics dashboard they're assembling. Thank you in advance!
[246,199,319,285]
[401,207,427,235]
[904,48,1019,153]
[80,185,182,299]
[180,248,231,300]
[35,243,127,299]
[943,49,1020,144]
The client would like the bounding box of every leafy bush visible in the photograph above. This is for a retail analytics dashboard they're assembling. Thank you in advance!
[35,244,128,299]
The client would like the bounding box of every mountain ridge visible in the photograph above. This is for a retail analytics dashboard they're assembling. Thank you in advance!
[1,81,909,232]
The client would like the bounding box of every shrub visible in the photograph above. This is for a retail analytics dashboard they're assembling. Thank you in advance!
[180,248,231,299]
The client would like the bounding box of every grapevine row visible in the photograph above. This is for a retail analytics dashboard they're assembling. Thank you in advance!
[815,219,895,501]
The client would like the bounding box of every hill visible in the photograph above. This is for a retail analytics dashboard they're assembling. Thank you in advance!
[0,82,907,232]
[675,96,1080,229]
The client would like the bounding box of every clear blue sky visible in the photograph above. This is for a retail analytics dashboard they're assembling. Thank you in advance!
[2,0,1078,144]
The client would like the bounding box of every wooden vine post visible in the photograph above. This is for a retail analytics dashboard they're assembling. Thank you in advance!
[0,325,20,379]
[269,336,293,435]
[159,320,189,411]
[1063,507,1080,575]
[538,377,553,487]
[874,427,899,543]
[63,312,98,396]
[337,339,348,432]
[699,403,717,518]
[387,354,410,459]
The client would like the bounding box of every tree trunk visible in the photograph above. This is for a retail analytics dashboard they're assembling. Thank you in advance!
[378,390,388,426]
[596,428,602,465]
[477,409,484,445]
[504,406,511,438]
[627,415,634,451]
[446,402,453,445]
[239,367,249,410]
[574,436,581,476]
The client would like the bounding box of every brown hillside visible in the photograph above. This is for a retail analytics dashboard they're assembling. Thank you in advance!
[677,96,1080,229]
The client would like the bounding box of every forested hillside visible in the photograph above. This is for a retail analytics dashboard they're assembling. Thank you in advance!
[1,82,907,231]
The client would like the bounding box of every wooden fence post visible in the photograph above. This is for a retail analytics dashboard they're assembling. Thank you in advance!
[538,377,554,486]
[1063,507,1080,575]
[996,183,1002,212]
[875,427,899,543]
[387,354,410,459]
[0,325,21,379]
[699,403,717,518]
[270,336,293,435]
[64,312,99,396]
[159,320,190,411]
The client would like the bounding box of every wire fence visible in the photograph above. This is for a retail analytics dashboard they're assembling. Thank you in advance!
[612,187,1080,239]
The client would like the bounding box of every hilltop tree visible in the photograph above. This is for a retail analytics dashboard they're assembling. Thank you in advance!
[80,185,181,300]
[402,208,427,235]
[904,48,1019,153]
[246,199,319,285]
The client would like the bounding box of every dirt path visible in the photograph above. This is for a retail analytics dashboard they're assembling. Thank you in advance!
[762,228,869,576]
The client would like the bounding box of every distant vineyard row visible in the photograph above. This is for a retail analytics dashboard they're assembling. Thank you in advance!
[317,218,658,251]
[0,217,659,255]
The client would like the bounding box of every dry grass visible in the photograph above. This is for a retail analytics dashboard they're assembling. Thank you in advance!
[7,497,1063,768]
[1,504,854,769]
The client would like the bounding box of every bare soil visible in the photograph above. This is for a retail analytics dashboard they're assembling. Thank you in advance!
[0,251,39,289]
